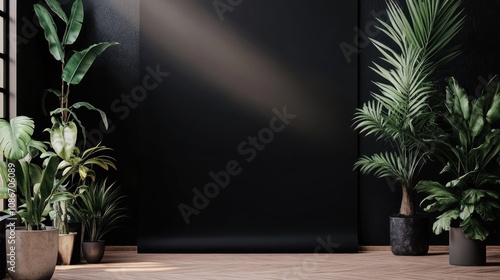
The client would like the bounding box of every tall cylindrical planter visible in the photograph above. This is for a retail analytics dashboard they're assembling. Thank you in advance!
[6,227,58,280]
[58,232,76,265]
[389,215,429,256]
[449,227,486,266]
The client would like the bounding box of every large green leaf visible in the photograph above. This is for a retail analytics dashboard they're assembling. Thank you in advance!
[71,102,109,129]
[0,116,35,160]
[45,0,68,23]
[48,121,77,162]
[34,4,64,62]
[62,42,119,85]
[486,93,500,124]
[62,0,84,45]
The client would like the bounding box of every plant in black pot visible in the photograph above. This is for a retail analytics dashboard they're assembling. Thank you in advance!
[353,0,463,255]
[75,178,127,263]
[416,77,500,266]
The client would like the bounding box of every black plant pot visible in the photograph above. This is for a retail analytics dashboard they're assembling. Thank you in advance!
[389,214,429,256]
[82,241,106,264]
[449,227,486,266]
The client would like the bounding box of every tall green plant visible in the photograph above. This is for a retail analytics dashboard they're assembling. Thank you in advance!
[416,77,500,240]
[35,0,117,139]
[353,0,464,216]
[34,0,118,233]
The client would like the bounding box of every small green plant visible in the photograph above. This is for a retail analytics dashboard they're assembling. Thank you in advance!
[75,178,127,241]
[416,77,500,241]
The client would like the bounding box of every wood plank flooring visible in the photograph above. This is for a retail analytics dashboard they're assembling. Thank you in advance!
[26,250,499,280]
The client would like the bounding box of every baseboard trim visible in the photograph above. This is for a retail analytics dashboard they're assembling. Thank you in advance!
[359,246,500,252]
[105,245,500,252]
[106,246,137,251]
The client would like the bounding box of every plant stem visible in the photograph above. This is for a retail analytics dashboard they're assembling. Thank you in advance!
[400,185,414,216]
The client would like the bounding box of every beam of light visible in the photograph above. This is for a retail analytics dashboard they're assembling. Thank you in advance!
[108,0,346,141]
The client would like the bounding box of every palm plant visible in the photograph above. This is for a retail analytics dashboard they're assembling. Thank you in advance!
[74,178,127,242]
[353,0,464,216]
[416,77,500,241]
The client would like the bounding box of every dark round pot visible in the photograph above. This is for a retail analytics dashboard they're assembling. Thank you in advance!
[449,227,486,266]
[389,214,429,256]
[82,241,106,264]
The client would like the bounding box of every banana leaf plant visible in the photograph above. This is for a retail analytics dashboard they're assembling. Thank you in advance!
[35,0,117,140]
[416,77,500,241]
[0,116,75,230]
[34,0,118,233]
[353,0,463,216]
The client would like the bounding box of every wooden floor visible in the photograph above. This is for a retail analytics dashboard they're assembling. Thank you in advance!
[26,250,499,280]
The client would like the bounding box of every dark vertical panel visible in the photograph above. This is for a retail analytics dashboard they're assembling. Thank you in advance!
[138,0,358,252]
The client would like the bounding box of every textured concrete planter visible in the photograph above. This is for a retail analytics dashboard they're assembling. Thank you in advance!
[449,227,486,266]
[58,232,76,265]
[6,227,58,280]
[389,215,429,256]
[82,241,106,263]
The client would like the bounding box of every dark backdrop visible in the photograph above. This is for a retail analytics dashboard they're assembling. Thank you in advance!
[137,0,358,253]
[15,0,500,248]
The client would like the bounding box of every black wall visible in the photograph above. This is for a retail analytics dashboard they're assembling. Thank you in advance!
[138,0,358,253]
[15,0,500,248]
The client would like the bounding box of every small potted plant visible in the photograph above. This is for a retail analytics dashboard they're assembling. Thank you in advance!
[75,178,127,263]
[416,77,500,266]
[353,0,463,255]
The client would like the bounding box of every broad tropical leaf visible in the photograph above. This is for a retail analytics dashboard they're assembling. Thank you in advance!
[71,102,109,129]
[62,42,119,85]
[48,121,77,162]
[45,0,68,23]
[0,116,35,160]
[63,0,84,45]
[34,4,64,61]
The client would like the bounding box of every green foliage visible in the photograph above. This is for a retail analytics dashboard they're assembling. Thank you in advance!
[33,0,120,234]
[0,117,74,230]
[35,0,117,131]
[353,0,463,215]
[74,178,127,242]
[416,77,500,241]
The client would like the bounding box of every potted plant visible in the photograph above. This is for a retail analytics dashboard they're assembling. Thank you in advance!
[416,77,500,265]
[74,178,127,263]
[0,116,74,280]
[353,0,463,255]
[33,0,118,264]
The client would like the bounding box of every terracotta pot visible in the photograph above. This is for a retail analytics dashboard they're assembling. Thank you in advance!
[449,227,486,266]
[58,232,76,265]
[5,227,58,280]
[82,241,106,263]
